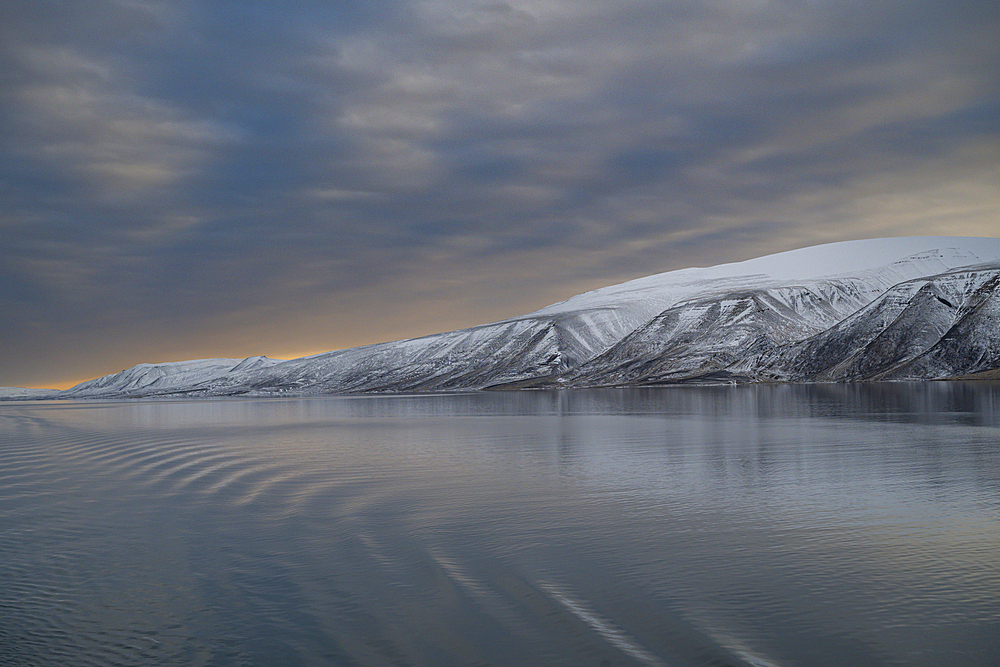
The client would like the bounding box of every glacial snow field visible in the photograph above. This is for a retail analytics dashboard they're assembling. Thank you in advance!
[27,236,1000,399]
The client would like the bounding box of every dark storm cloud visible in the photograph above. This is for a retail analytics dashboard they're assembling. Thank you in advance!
[2,0,998,387]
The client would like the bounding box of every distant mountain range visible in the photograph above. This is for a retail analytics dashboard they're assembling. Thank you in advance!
[12,236,1000,399]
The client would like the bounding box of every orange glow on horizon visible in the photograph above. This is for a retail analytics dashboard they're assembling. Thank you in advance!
[26,379,81,391]
[18,345,358,392]
[270,347,333,361]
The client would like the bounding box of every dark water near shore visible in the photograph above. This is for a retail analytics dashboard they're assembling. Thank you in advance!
[2,383,999,666]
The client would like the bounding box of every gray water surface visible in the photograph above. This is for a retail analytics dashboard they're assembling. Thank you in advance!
[2,384,999,666]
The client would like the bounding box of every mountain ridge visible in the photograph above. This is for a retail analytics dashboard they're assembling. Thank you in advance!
[12,236,1000,399]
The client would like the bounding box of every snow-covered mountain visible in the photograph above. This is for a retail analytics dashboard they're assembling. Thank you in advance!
[748,263,1000,383]
[33,237,1000,399]
[58,357,282,398]
[0,387,54,399]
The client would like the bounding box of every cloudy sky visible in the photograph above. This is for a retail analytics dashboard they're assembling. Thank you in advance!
[2,0,998,388]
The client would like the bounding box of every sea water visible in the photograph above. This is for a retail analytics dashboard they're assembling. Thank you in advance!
[2,383,999,666]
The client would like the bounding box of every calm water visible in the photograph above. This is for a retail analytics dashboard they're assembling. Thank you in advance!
[2,384,999,666]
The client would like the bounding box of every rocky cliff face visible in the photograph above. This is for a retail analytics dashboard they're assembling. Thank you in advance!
[744,265,1000,383]
[539,279,883,387]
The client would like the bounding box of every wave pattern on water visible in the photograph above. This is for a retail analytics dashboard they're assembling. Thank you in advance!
[3,388,1000,666]
[538,580,668,667]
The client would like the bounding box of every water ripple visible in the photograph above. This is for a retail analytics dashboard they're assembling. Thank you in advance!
[3,390,1000,667]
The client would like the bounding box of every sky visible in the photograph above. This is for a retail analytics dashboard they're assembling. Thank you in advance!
[2,0,998,389]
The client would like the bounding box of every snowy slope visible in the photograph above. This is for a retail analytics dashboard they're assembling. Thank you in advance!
[205,319,569,395]
[52,237,1000,398]
[548,279,880,387]
[889,272,1000,380]
[0,387,56,400]
[747,263,1000,382]
[59,358,281,398]
[530,238,999,318]
[517,242,1000,387]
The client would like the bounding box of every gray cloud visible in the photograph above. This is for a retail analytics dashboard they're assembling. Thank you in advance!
[2,0,998,387]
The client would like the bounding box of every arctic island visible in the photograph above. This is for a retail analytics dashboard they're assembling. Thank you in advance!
[10,236,1000,400]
